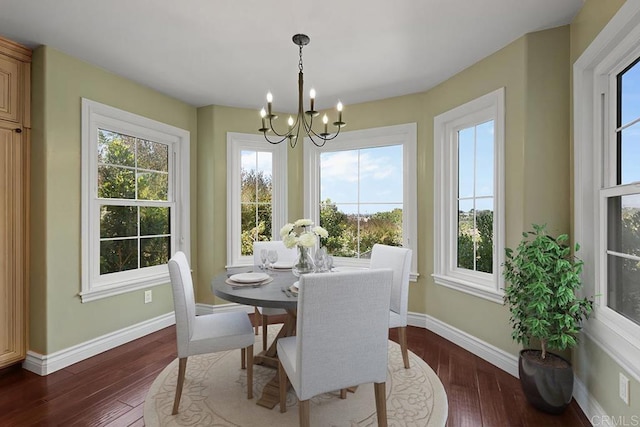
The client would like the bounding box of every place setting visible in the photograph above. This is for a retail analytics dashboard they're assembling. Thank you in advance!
[225,272,273,288]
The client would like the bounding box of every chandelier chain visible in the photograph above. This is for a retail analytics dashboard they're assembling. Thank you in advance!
[299,45,304,72]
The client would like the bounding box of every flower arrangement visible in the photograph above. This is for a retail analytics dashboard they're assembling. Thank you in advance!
[280,218,328,248]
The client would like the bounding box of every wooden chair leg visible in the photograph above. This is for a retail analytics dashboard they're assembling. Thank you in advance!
[262,314,269,350]
[246,345,253,399]
[340,388,347,399]
[299,399,310,427]
[374,382,388,427]
[398,326,410,369]
[241,348,246,369]
[278,360,287,413]
[172,357,188,415]
[254,307,260,335]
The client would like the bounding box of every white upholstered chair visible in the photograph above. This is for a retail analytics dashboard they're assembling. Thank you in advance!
[277,269,393,427]
[252,241,297,350]
[168,251,254,415]
[370,243,413,368]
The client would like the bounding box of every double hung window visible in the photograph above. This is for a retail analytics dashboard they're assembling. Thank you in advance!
[574,1,640,379]
[81,99,190,302]
[227,133,287,266]
[433,88,505,302]
[304,123,417,275]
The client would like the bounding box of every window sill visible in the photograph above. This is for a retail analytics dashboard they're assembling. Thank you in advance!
[80,271,170,303]
[432,273,504,304]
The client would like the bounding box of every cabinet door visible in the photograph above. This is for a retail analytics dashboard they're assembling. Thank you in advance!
[0,56,20,123]
[0,121,27,367]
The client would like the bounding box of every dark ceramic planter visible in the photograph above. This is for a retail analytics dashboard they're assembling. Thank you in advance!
[518,349,574,414]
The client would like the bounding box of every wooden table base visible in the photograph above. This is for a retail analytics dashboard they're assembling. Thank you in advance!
[255,310,296,409]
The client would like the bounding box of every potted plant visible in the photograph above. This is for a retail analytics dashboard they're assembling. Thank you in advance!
[502,224,593,414]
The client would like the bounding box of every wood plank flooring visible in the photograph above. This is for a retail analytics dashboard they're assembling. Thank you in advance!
[0,318,591,426]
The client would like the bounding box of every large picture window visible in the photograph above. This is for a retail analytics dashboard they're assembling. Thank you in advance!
[304,123,417,275]
[81,99,190,302]
[574,0,640,380]
[227,133,287,266]
[433,88,505,302]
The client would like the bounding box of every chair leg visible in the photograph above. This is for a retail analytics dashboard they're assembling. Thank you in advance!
[241,348,246,369]
[340,388,347,399]
[246,345,253,399]
[299,399,310,427]
[254,307,260,335]
[374,382,388,427]
[172,357,188,415]
[398,326,410,369]
[262,314,269,350]
[278,359,287,413]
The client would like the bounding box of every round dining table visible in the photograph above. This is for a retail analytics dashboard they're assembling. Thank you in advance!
[211,266,299,409]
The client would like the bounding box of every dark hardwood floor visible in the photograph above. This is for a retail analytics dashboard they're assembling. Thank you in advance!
[0,318,591,426]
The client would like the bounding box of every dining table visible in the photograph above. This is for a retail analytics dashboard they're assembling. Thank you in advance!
[211,266,299,409]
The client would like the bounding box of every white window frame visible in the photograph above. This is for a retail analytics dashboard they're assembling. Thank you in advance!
[574,0,640,381]
[303,123,418,279]
[227,132,288,267]
[80,99,190,303]
[433,88,505,303]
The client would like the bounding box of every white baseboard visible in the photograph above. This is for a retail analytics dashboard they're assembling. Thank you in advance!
[22,312,175,376]
[408,311,611,423]
[407,312,519,377]
[20,303,607,423]
[573,377,612,426]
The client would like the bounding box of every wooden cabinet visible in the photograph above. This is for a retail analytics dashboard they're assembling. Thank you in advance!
[0,36,30,369]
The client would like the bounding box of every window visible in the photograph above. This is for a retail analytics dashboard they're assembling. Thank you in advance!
[574,1,640,379]
[433,88,505,302]
[81,99,190,302]
[304,123,418,276]
[227,133,287,266]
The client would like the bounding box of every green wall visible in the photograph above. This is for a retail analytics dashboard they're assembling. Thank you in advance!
[29,0,640,418]
[194,27,572,357]
[569,0,640,418]
[30,46,198,354]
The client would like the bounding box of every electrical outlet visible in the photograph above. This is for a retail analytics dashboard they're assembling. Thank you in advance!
[619,373,629,405]
[144,290,152,304]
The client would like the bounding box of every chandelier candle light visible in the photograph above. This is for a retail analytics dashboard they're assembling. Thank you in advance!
[259,34,346,148]
[280,219,328,278]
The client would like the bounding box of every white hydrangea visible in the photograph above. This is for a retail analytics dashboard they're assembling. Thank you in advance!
[283,233,299,249]
[280,223,294,238]
[312,226,328,238]
[298,231,317,248]
[294,218,313,227]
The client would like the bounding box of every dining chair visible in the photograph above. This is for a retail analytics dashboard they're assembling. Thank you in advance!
[168,251,255,415]
[277,269,393,427]
[370,243,413,369]
[252,241,297,350]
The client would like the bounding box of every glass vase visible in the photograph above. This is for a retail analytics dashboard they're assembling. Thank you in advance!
[292,245,315,277]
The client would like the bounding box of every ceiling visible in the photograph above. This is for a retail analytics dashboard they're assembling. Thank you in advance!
[0,0,583,113]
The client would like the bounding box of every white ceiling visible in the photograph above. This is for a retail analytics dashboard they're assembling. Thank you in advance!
[0,0,583,112]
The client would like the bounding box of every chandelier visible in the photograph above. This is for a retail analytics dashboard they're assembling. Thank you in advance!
[259,34,345,148]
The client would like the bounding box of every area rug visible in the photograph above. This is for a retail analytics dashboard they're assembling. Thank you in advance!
[144,326,448,426]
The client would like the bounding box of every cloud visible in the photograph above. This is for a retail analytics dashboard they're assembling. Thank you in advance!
[320,150,398,183]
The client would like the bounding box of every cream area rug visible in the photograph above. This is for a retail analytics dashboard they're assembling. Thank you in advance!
[144,326,448,426]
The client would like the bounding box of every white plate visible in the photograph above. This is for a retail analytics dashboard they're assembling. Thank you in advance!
[229,272,270,283]
[271,261,293,269]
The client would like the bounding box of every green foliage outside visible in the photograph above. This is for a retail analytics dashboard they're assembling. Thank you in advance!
[502,224,593,359]
[240,169,272,255]
[614,206,640,324]
[457,210,493,273]
[319,199,402,258]
[98,130,170,275]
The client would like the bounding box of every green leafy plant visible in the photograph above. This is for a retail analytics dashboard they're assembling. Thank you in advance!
[503,224,593,359]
